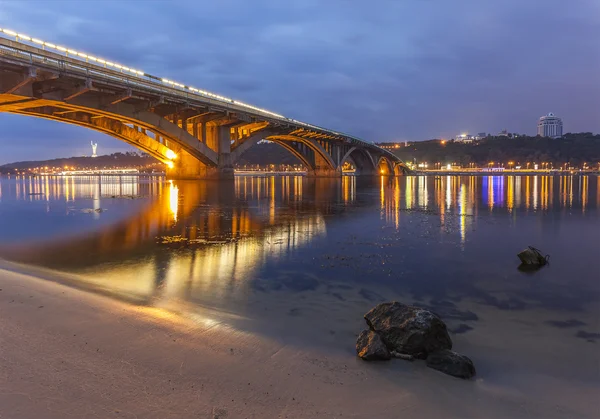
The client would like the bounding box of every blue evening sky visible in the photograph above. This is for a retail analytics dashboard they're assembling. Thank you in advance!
[0,0,598,164]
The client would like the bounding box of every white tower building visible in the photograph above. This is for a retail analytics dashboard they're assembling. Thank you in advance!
[537,113,563,138]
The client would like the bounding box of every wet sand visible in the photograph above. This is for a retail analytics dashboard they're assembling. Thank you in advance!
[1,265,598,419]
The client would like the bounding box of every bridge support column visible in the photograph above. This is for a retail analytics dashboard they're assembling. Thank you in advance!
[166,126,235,180]
[166,149,232,180]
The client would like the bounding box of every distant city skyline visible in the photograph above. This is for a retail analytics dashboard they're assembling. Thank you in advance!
[0,0,598,164]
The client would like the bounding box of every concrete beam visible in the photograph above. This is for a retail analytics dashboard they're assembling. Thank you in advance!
[64,79,95,101]
[110,88,133,105]
[187,112,226,124]
[1,68,37,94]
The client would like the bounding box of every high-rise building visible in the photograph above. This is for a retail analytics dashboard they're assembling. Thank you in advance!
[537,113,563,138]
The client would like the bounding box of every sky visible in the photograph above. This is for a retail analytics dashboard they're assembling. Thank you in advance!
[0,0,598,164]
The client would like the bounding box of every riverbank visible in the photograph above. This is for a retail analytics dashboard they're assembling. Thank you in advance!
[1,262,598,419]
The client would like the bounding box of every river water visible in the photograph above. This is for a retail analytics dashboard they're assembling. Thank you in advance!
[0,174,598,395]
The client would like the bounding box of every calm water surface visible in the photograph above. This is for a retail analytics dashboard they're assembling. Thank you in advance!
[0,174,598,385]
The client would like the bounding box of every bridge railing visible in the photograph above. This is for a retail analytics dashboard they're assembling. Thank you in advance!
[0,34,404,163]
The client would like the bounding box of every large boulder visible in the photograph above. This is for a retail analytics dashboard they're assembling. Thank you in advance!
[426,350,476,379]
[364,302,452,356]
[356,330,391,360]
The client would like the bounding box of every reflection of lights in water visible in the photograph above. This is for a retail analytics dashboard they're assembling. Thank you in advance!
[469,176,476,216]
[44,176,50,202]
[394,177,400,230]
[514,177,521,208]
[568,176,574,208]
[541,176,549,210]
[525,176,531,209]
[64,176,70,202]
[342,176,355,204]
[446,176,452,210]
[93,181,101,220]
[581,176,588,212]
[506,176,514,212]
[486,177,494,209]
[459,183,467,243]
[561,176,568,208]
[533,176,538,209]
[129,214,327,306]
[436,176,445,227]
[270,176,276,224]
[169,181,179,223]
[418,175,428,208]
[380,176,385,211]
[548,176,554,208]
[405,176,414,209]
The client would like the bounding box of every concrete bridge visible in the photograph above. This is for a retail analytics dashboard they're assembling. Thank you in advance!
[0,30,409,179]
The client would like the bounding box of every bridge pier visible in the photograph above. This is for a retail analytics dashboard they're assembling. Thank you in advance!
[166,150,234,180]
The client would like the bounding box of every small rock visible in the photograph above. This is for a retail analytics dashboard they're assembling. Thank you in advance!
[517,246,548,267]
[364,301,452,356]
[426,350,476,379]
[356,330,391,360]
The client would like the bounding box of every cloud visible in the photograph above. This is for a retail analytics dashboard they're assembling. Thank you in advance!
[0,0,598,163]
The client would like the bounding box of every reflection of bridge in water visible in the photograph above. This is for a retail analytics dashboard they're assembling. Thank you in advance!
[1,176,360,308]
[2,174,596,319]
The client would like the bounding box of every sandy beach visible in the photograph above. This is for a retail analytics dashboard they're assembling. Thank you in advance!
[1,262,598,419]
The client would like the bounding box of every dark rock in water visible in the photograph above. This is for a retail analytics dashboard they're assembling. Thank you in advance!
[364,302,452,356]
[517,246,548,267]
[356,330,391,361]
[426,350,476,379]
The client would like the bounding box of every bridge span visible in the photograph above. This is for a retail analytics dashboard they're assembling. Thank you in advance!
[0,29,409,179]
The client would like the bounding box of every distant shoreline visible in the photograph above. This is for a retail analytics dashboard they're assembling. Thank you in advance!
[412,170,600,176]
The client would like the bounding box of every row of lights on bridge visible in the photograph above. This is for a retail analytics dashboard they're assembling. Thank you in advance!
[0,27,335,136]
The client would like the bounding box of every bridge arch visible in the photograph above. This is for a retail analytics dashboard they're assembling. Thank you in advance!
[265,134,337,171]
[269,139,314,170]
[393,162,408,176]
[340,147,376,175]
[9,108,176,165]
[377,156,394,175]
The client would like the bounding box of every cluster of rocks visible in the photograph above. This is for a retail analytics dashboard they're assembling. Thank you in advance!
[356,301,476,379]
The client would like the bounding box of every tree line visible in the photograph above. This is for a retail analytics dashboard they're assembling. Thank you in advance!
[392,133,600,167]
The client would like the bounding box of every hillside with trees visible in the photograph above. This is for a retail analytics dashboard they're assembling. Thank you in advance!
[0,152,157,173]
[392,133,600,168]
